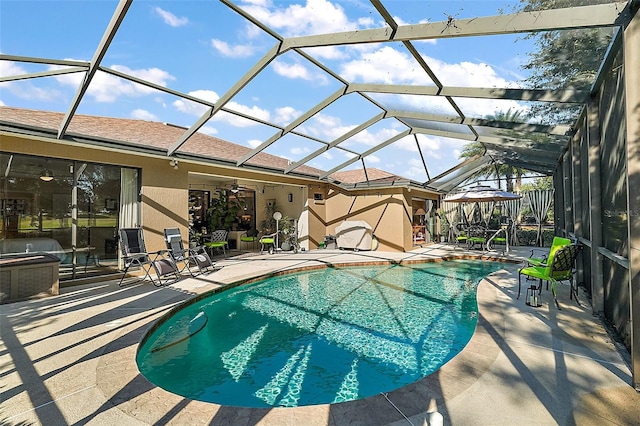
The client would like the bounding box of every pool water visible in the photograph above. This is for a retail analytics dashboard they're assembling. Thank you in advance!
[137,260,502,407]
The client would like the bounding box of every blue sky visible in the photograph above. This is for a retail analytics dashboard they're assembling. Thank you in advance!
[1,0,540,181]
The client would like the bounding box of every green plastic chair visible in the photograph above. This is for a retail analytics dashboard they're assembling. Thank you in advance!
[518,243,580,309]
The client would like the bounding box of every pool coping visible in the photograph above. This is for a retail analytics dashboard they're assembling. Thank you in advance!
[97,256,515,425]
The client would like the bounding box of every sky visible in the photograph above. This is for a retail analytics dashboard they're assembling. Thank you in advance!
[0,0,545,182]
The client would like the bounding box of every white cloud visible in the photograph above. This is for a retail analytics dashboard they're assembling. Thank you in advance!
[274,106,301,125]
[337,44,527,117]
[130,109,158,121]
[340,46,433,85]
[244,22,263,39]
[395,135,420,153]
[383,157,426,179]
[342,151,357,159]
[0,61,63,101]
[291,146,310,155]
[173,90,219,116]
[211,39,255,58]
[301,113,357,140]
[340,125,402,149]
[240,0,354,36]
[154,7,189,27]
[391,133,442,156]
[0,60,26,78]
[112,65,175,87]
[221,102,271,126]
[321,151,333,160]
[272,61,312,80]
[304,45,348,60]
[187,90,220,104]
[247,139,262,148]
[173,90,270,128]
[199,125,219,136]
[51,63,176,103]
[272,60,328,85]
[242,0,269,6]
[365,154,380,164]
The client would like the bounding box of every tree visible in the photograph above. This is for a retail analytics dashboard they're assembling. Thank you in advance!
[516,0,615,123]
[520,176,553,192]
[459,108,527,191]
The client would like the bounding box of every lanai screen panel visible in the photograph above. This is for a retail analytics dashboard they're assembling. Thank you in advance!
[0,0,634,184]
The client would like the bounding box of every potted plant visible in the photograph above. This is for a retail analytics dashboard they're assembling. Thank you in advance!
[205,190,245,231]
[259,199,281,233]
[278,216,296,251]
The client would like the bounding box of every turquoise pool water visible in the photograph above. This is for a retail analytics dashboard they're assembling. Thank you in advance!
[137,260,502,407]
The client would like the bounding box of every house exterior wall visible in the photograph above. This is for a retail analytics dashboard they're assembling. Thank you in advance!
[323,186,434,252]
[2,133,439,256]
[305,185,327,250]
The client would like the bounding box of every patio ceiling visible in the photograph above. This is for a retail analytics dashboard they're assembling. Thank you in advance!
[1,0,637,192]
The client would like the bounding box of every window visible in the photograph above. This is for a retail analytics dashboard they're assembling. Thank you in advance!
[0,152,139,279]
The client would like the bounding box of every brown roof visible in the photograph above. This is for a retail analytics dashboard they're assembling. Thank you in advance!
[0,106,324,177]
[329,168,407,184]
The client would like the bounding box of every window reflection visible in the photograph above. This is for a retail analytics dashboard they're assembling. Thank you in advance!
[0,152,138,280]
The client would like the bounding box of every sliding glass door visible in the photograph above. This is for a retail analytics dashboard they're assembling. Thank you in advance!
[1,152,139,279]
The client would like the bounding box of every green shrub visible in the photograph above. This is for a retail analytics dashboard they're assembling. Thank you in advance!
[516,228,554,247]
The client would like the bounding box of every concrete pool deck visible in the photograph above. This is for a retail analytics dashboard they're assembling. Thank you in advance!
[2,244,639,425]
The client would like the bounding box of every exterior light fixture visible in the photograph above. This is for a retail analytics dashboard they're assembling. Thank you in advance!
[40,169,54,182]
[169,159,178,169]
[230,184,239,193]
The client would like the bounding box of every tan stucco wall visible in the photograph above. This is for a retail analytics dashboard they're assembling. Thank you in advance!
[141,162,189,251]
[2,133,440,253]
[323,186,412,252]
[305,185,328,249]
[2,134,316,252]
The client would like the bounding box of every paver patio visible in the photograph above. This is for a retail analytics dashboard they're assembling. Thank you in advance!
[2,244,639,425]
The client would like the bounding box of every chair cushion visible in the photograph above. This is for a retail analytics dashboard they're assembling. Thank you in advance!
[205,241,228,248]
[527,257,546,266]
[260,238,275,244]
[519,266,548,280]
[154,259,178,275]
[468,237,486,243]
[241,236,257,242]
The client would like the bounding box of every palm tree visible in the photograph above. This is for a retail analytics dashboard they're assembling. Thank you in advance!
[459,108,526,192]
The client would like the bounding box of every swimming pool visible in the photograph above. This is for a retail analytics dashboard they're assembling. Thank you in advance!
[137,260,502,407]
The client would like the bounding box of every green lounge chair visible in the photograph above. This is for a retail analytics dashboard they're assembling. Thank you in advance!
[518,243,580,309]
